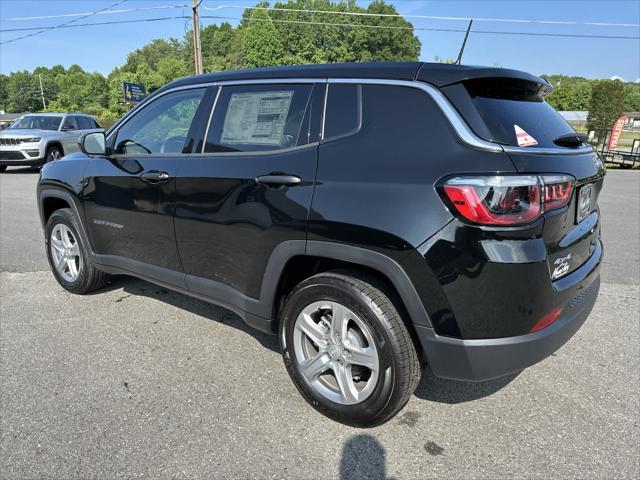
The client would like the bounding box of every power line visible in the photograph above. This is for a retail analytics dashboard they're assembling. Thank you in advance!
[4,2,638,28]
[1,4,188,22]
[200,14,640,40]
[2,7,639,43]
[202,4,640,28]
[2,13,638,41]
[0,0,130,45]
[0,16,190,34]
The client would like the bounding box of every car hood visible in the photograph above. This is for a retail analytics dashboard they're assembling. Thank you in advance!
[0,128,59,138]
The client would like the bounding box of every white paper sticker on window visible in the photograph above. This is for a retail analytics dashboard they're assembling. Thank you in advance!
[514,124,538,147]
[221,91,294,146]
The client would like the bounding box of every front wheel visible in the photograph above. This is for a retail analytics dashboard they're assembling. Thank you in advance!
[0,165,7,173]
[45,208,109,294]
[44,145,63,163]
[280,271,421,427]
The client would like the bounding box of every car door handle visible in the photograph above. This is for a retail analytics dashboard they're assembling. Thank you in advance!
[255,174,302,187]
[140,171,171,183]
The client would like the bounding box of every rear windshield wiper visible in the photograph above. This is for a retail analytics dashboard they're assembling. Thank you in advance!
[553,132,588,148]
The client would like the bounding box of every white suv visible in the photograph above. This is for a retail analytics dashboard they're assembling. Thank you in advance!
[0,112,102,172]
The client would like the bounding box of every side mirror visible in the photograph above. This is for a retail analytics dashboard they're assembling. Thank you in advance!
[79,132,106,156]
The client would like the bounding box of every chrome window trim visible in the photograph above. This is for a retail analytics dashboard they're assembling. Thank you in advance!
[320,82,329,141]
[201,86,221,154]
[326,78,594,156]
[108,76,593,157]
[327,78,502,153]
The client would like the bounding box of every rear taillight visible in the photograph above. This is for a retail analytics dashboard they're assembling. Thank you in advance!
[442,174,573,226]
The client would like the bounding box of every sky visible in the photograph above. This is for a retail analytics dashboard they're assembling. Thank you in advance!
[1,0,639,81]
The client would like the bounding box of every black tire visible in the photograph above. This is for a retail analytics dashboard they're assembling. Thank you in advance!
[279,271,421,427]
[45,208,109,294]
[44,144,63,164]
[0,165,7,172]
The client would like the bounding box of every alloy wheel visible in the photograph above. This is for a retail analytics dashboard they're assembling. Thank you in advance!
[293,301,380,405]
[47,149,61,161]
[50,223,82,282]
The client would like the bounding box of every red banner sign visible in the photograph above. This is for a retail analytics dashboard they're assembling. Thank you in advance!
[607,115,628,150]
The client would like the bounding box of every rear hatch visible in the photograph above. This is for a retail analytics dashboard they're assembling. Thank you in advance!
[441,76,605,281]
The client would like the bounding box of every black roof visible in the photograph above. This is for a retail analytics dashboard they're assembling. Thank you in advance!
[165,62,546,92]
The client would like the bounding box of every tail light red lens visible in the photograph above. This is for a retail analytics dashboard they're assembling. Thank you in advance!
[442,175,573,226]
[542,175,573,211]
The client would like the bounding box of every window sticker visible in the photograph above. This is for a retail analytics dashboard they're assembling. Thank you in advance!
[221,91,294,146]
[514,124,538,147]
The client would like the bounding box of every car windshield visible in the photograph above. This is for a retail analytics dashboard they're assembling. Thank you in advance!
[9,115,62,131]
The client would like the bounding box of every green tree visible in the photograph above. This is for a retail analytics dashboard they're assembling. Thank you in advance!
[623,83,640,112]
[587,80,625,131]
[242,9,285,68]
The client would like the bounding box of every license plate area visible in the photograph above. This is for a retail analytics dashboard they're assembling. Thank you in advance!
[576,184,593,223]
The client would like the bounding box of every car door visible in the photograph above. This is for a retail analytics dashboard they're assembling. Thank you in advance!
[83,86,212,287]
[174,81,323,302]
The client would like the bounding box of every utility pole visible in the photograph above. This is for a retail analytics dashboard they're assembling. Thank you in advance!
[455,19,473,65]
[192,0,203,75]
[38,74,46,110]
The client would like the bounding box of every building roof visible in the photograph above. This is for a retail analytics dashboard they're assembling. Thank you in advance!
[164,62,546,92]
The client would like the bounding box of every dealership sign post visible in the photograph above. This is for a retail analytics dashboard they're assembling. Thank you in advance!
[607,115,627,151]
[122,82,147,104]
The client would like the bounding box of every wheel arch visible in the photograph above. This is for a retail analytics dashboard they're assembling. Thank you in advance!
[45,141,65,156]
[260,241,433,335]
[38,188,94,256]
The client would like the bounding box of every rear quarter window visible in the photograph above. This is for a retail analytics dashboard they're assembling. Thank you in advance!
[323,84,362,141]
[445,77,575,149]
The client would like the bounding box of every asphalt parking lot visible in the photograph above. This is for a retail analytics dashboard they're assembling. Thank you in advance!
[1,168,638,479]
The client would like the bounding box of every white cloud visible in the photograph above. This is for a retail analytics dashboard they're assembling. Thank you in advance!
[610,75,625,81]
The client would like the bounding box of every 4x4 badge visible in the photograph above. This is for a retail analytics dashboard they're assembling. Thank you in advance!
[552,253,572,280]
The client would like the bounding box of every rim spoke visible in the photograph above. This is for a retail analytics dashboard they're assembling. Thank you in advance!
[300,352,330,382]
[347,346,378,371]
[51,235,65,253]
[54,252,65,269]
[296,312,326,347]
[66,258,78,278]
[333,362,358,404]
[68,244,80,256]
[62,228,74,248]
[330,303,349,342]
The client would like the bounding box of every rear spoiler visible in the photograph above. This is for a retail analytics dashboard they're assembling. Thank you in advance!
[416,63,551,93]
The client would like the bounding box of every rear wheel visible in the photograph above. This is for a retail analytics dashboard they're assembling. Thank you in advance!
[45,208,109,294]
[280,271,421,427]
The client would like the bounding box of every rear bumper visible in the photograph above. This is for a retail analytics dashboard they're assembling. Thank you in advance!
[417,268,600,382]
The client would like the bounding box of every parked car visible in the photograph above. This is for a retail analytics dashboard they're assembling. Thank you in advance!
[0,112,102,172]
[37,63,604,427]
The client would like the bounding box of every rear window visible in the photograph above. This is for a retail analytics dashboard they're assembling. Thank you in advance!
[452,78,575,148]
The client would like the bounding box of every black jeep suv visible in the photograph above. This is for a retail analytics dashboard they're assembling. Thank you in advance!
[38,62,604,427]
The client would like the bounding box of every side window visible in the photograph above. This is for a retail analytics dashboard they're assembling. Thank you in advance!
[114,88,206,155]
[77,116,93,130]
[204,84,313,153]
[62,116,79,131]
[323,84,362,141]
[93,119,102,129]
